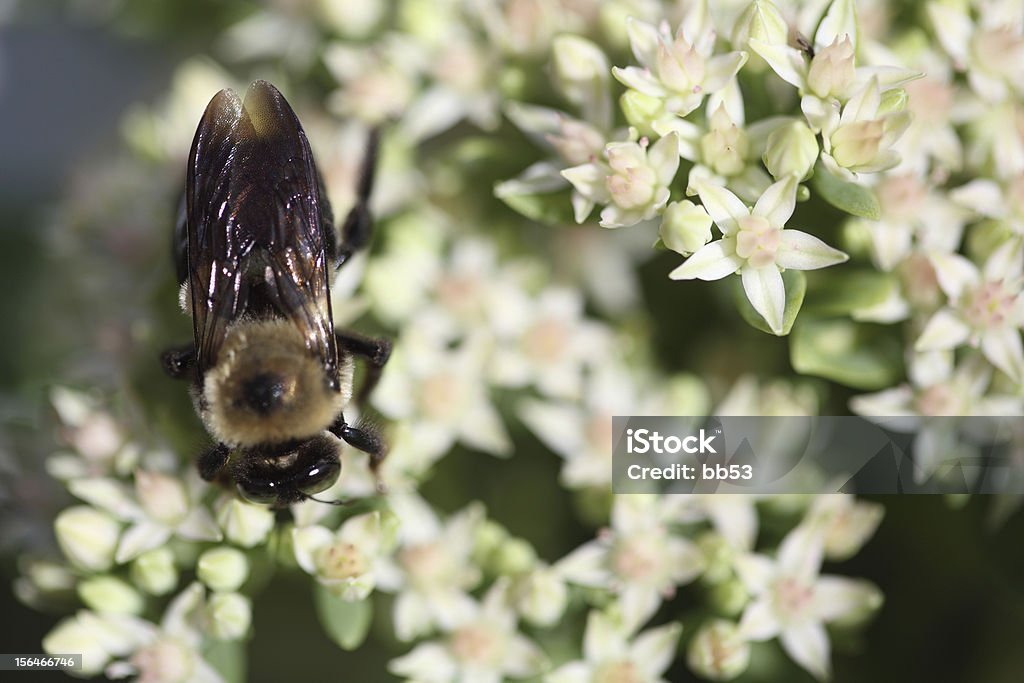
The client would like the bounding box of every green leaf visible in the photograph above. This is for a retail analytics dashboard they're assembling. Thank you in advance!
[790,318,903,389]
[496,188,578,224]
[314,585,373,650]
[810,160,880,219]
[202,638,246,683]
[732,270,806,336]
[803,270,897,315]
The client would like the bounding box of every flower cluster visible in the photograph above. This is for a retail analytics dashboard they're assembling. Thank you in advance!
[9,0,1023,681]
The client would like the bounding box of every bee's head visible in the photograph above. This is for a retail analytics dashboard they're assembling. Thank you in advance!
[233,433,342,506]
[203,319,353,447]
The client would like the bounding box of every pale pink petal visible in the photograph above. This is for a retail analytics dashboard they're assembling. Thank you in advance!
[702,52,749,93]
[915,309,971,352]
[777,230,849,270]
[981,328,1024,384]
[669,239,743,281]
[753,176,797,227]
[612,66,669,98]
[694,182,749,233]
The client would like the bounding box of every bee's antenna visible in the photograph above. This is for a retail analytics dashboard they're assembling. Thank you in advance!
[306,494,350,506]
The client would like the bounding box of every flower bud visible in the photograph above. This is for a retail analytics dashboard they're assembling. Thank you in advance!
[807,37,856,100]
[55,506,121,572]
[709,579,749,616]
[318,0,384,39]
[206,592,253,640]
[878,87,908,116]
[491,537,537,575]
[701,106,749,177]
[732,1,788,50]
[688,620,751,681]
[197,547,250,593]
[135,471,189,525]
[620,90,666,139]
[512,566,568,627]
[216,498,275,548]
[660,201,712,256]
[696,532,736,584]
[131,547,178,596]
[830,120,885,169]
[552,35,609,119]
[43,615,111,676]
[473,520,510,565]
[78,576,144,615]
[764,120,819,180]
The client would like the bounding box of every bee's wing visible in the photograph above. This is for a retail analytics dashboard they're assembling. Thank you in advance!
[186,82,339,382]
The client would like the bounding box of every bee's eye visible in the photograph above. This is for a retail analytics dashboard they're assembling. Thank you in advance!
[294,435,342,497]
[236,478,279,505]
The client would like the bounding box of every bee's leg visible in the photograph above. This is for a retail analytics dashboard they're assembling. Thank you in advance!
[161,345,196,379]
[335,128,380,269]
[335,331,391,404]
[329,415,387,474]
[197,442,230,481]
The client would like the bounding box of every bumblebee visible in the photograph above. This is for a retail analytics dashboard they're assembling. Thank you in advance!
[161,81,390,506]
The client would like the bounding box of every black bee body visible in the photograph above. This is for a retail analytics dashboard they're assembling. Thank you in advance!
[162,81,389,506]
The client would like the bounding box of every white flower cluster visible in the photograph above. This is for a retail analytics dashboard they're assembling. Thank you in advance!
[13,0,1022,681]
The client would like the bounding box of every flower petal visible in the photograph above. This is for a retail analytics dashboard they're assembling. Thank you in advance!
[631,621,683,677]
[669,239,742,281]
[776,230,849,270]
[648,133,681,185]
[562,163,610,205]
[981,328,1024,384]
[741,266,786,335]
[738,598,781,640]
[813,576,882,622]
[749,39,807,89]
[753,175,797,227]
[694,182,749,234]
[780,622,831,681]
[915,309,971,352]
[702,52,749,93]
[612,66,668,98]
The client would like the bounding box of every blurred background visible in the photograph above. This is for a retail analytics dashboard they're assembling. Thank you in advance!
[1,2,1024,682]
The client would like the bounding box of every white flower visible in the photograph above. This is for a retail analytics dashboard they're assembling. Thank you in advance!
[490,286,610,399]
[687,619,750,681]
[562,133,680,227]
[670,176,848,334]
[104,583,224,683]
[851,352,1023,481]
[509,564,569,628]
[377,498,484,641]
[293,511,396,601]
[928,1,1024,103]
[736,525,882,681]
[613,16,748,118]
[804,495,884,561]
[916,238,1024,383]
[819,78,912,177]
[551,34,613,128]
[373,326,511,458]
[520,362,649,489]
[43,610,152,677]
[389,581,547,683]
[545,610,681,683]
[66,470,221,563]
[557,496,704,631]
